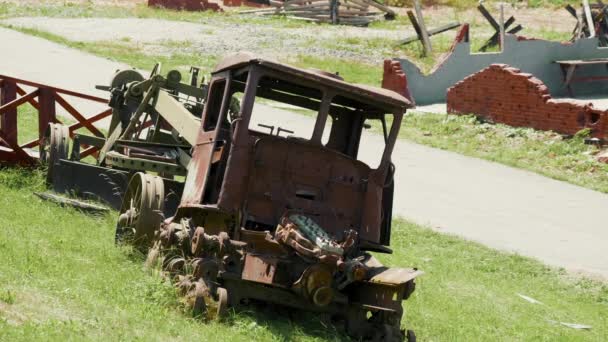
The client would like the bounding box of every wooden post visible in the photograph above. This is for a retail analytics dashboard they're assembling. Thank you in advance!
[38,87,56,141]
[0,79,18,147]
[583,0,596,37]
[499,3,505,49]
[413,0,432,56]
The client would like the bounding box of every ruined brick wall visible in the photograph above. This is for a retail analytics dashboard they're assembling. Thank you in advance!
[446,64,608,139]
[148,0,222,11]
[382,59,414,105]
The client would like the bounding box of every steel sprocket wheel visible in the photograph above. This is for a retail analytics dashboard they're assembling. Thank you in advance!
[115,172,165,250]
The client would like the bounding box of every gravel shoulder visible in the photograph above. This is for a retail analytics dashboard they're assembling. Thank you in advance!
[0,4,576,66]
[1,17,408,64]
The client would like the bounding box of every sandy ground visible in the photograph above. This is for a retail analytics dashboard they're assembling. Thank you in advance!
[2,26,608,280]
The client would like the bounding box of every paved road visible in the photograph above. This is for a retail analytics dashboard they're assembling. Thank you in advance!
[2,26,607,279]
[0,27,124,124]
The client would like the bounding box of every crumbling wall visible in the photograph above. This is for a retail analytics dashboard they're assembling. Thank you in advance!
[447,64,608,138]
[382,59,414,105]
[396,35,608,105]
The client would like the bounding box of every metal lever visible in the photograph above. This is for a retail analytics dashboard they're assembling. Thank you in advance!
[277,127,294,137]
[258,124,275,135]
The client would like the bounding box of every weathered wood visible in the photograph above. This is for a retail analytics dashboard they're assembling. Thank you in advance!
[358,0,395,17]
[247,0,386,26]
[34,192,110,213]
[499,3,505,48]
[284,5,330,11]
[239,7,280,13]
[480,16,515,51]
[477,4,524,52]
[284,0,328,6]
[401,22,460,44]
[565,4,578,18]
[341,1,369,11]
[413,0,432,55]
[583,0,597,37]
[477,3,499,30]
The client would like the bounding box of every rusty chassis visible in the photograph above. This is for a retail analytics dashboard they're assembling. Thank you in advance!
[114,53,422,341]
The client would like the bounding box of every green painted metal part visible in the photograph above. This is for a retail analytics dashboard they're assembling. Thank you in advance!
[289,214,344,255]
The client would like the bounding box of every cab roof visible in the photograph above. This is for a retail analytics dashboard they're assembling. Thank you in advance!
[213,53,413,110]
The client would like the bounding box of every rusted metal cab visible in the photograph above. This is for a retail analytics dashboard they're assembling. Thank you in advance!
[180,53,408,242]
[117,53,420,341]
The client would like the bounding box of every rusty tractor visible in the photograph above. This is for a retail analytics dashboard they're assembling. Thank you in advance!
[112,53,421,341]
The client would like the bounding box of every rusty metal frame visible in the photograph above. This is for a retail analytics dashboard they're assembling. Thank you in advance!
[0,75,111,165]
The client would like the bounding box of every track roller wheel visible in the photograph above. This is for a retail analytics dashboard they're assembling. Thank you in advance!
[406,329,416,342]
[216,287,228,318]
[40,123,70,184]
[115,172,164,250]
[371,324,404,342]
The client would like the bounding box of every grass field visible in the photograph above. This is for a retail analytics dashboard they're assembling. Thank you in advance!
[0,167,606,341]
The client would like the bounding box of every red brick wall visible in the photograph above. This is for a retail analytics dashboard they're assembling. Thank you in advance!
[446,64,608,139]
[382,59,414,105]
[148,0,222,11]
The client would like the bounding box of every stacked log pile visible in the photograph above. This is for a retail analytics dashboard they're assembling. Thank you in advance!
[241,0,396,26]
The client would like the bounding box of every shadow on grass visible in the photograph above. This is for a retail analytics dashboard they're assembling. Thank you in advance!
[224,302,351,342]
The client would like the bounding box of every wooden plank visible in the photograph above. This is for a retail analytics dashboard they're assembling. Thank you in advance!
[0,75,107,103]
[507,24,523,35]
[413,0,432,55]
[477,3,499,31]
[358,0,395,16]
[340,1,369,11]
[499,3,505,48]
[15,85,40,111]
[0,89,39,116]
[67,108,112,132]
[54,93,105,138]
[555,58,608,65]
[479,16,515,51]
[584,0,596,37]
[565,4,578,18]
[285,4,330,11]
[284,0,328,6]
[401,22,460,44]
[34,192,110,213]
[286,16,326,22]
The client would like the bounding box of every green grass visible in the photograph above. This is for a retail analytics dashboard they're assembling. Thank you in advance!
[401,113,608,193]
[0,168,606,341]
